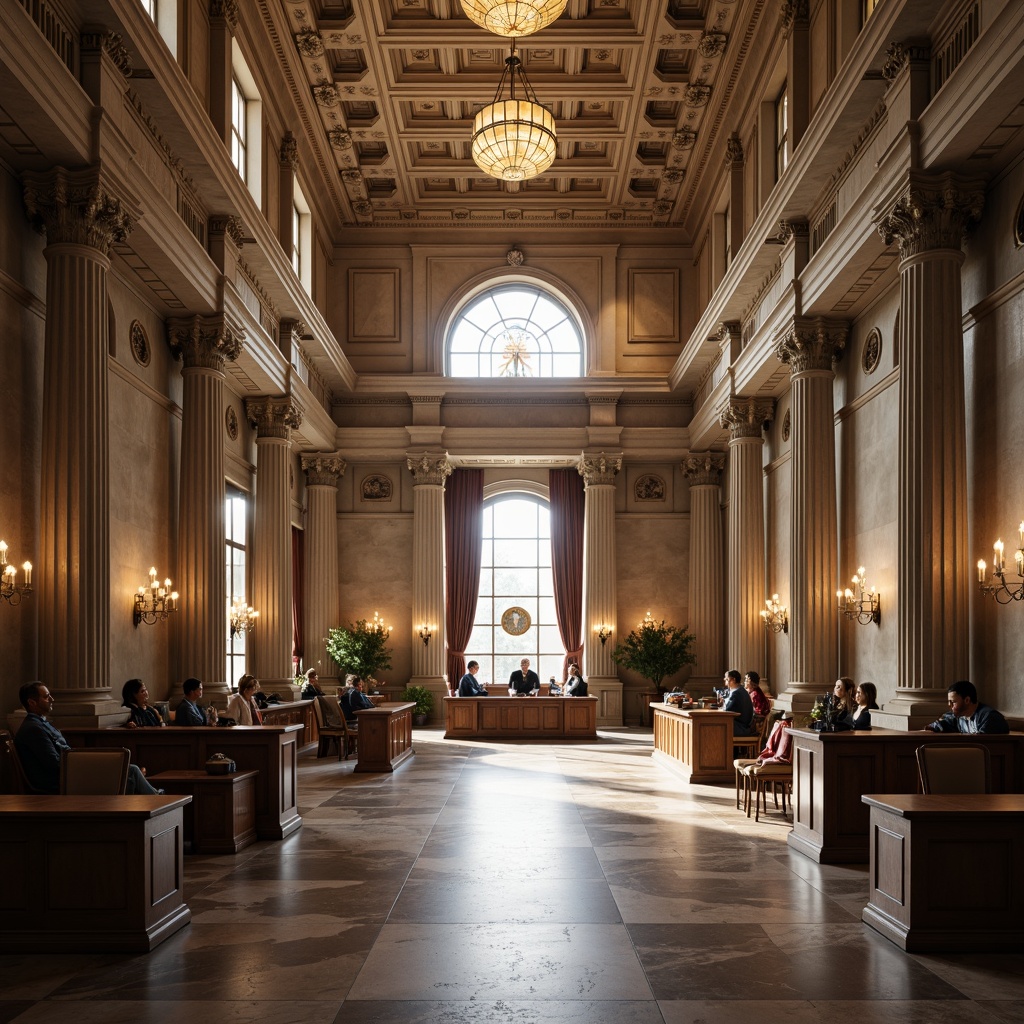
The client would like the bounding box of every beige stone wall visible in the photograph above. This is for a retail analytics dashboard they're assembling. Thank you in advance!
[764,399,792,696]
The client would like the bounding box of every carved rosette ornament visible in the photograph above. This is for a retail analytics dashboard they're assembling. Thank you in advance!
[780,0,809,31]
[280,132,298,169]
[682,452,726,486]
[23,167,137,255]
[209,0,239,29]
[406,454,453,486]
[578,452,622,487]
[327,127,353,150]
[719,398,774,440]
[245,396,303,439]
[697,31,727,58]
[672,128,697,150]
[301,452,346,487]
[167,314,243,369]
[295,27,325,58]
[685,85,711,107]
[876,173,985,261]
[313,83,340,107]
[774,317,848,374]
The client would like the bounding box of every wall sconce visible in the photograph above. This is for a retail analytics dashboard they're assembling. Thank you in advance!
[595,623,612,646]
[370,611,393,636]
[133,566,178,627]
[417,623,435,646]
[760,594,788,634]
[977,525,1024,603]
[0,539,32,606]
[836,566,881,625]
[229,597,259,638]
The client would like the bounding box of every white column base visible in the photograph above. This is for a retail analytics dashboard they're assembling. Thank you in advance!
[587,677,623,727]
[869,690,949,732]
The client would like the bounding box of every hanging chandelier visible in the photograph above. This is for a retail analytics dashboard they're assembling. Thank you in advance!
[460,0,568,38]
[472,44,556,182]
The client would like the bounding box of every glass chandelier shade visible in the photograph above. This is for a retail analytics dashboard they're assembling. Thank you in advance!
[460,0,568,38]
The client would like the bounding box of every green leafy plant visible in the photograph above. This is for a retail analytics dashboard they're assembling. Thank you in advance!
[325,618,393,681]
[401,685,434,717]
[611,617,696,690]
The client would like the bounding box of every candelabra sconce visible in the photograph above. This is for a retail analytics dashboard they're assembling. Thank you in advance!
[417,623,435,646]
[370,611,393,636]
[836,566,881,625]
[978,524,1024,603]
[595,623,612,646]
[229,597,259,638]
[639,610,656,627]
[0,540,32,606]
[133,566,178,628]
[760,594,789,634]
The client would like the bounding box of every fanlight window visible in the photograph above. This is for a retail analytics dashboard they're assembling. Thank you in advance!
[447,283,584,377]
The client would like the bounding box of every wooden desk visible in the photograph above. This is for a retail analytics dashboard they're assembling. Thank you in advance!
[0,795,191,952]
[861,793,1024,952]
[442,696,598,739]
[259,700,315,747]
[353,701,415,773]
[62,725,302,841]
[651,704,740,783]
[151,769,257,854]
[789,728,1024,864]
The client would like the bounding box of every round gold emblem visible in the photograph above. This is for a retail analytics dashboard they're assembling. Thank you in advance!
[501,606,531,636]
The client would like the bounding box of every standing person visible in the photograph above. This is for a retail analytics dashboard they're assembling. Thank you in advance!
[174,678,208,726]
[341,676,374,723]
[924,680,1010,734]
[851,682,879,730]
[565,664,588,696]
[722,669,754,736]
[458,661,489,696]
[15,682,163,794]
[227,674,263,726]
[508,658,540,695]
[121,678,166,728]
[744,671,770,716]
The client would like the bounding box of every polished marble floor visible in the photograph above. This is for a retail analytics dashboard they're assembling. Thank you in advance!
[2,729,1022,1023]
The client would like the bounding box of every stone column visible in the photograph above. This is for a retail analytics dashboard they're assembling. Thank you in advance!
[406,454,451,714]
[279,133,297,260]
[22,167,137,725]
[781,0,810,151]
[170,315,243,692]
[725,135,744,259]
[246,397,303,689]
[682,453,726,692]
[208,0,237,147]
[720,399,773,679]
[579,452,622,726]
[301,453,345,686]
[872,172,984,729]
[773,318,846,711]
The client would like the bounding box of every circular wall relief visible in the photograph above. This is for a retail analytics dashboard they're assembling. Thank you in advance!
[862,327,882,375]
[782,410,791,442]
[129,320,151,367]
[225,406,238,441]
[634,474,666,502]
[501,606,531,636]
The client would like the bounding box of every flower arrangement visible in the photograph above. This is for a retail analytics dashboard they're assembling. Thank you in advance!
[810,693,847,731]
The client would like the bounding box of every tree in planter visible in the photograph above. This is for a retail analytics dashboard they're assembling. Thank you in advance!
[325,613,393,683]
[400,685,434,722]
[611,616,696,691]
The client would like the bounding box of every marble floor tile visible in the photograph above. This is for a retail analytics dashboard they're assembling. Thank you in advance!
[9,999,342,1024]
[411,846,606,881]
[331,999,664,1024]
[912,954,1024,1000]
[659,1000,1008,1024]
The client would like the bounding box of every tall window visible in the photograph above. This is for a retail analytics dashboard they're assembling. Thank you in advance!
[230,43,263,203]
[292,180,312,292]
[862,0,879,22]
[775,85,789,180]
[231,75,247,179]
[292,203,301,276]
[447,283,584,377]
[466,495,563,686]
[225,488,249,689]
[139,0,156,19]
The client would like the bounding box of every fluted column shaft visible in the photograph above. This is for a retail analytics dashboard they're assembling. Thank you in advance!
[247,398,302,685]
[683,454,726,689]
[406,454,451,689]
[301,454,345,685]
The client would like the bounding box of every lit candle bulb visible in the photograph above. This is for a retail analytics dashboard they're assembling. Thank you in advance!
[1019,521,1024,548]
[994,540,1004,572]
[1016,549,1023,575]
[22,562,31,586]
[978,559,987,583]
[0,540,7,564]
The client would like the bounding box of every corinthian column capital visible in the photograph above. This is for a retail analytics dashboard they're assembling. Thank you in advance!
[301,452,346,486]
[168,314,244,369]
[719,398,774,439]
[578,452,622,486]
[245,396,303,438]
[682,452,726,485]
[774,317,848,374]
[406,453,453,485]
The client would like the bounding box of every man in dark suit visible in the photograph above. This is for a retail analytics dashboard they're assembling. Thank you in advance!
[508,658,540,695]
[458,661,489,696]
[341,676,375,722]
[722,669,754,735]
[174,678,208,726]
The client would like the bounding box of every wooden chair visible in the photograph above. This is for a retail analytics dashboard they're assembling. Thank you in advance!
[312,696,358,761]
[732,712,775,809]
[916,743,991,794]
[742,760,793,821]
[1,729,37,794]
[60,747,130,795]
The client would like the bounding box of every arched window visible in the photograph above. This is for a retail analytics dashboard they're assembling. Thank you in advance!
[447,282,584,377]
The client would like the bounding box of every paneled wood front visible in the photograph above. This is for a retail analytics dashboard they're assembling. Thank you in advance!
[353,702,415,773]
[443,697,598,739]
[651,705,740,783]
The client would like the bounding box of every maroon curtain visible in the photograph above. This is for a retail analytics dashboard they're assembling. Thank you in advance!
[445,469,484,688]
[549,468,585,679]
[291,526,304,672]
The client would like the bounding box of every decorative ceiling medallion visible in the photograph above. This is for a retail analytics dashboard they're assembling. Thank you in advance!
[129,320,151,367]
[225,406,238,441]
[507,246,524,265]
[501,605,531,635]
[862,328,882,375]
[634,475,666,501]
[782,410,791,442]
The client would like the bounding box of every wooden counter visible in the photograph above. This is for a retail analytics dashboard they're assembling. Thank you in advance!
[259,699,315,747]
[789,727,1024,864]
[861,793,1024,951]
[353,701,415,773]
[0,794,191,952]
[151,769,257,854]
[442,696,598,739]
[651,704,740,783]
[62,724,303,841]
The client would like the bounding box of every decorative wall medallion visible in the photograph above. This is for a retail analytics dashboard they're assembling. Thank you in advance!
[782,410,791,442]
[225,406,238,440]
[361,474,393,501]
[129,320,151,367]
[862,328,882,375]
[501,606,531,636]
[634,474,666,501]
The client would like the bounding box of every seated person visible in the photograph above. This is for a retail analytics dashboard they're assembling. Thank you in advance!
[341,676,374,723]
[744,671,771,716]
[173,678,209,726]
[508,658,540,695]
[121,678,165,728]
[722,669,755,735]
[300,668,324,699]
[833,676,855,715]
[851,681,879,730]
[227,674,263,725]
[16,682,163,795]
[565,664,588,697]
[548,676,562,695]
[458,661,489,696]
[756,711,795,765]
[924,680,1010,734]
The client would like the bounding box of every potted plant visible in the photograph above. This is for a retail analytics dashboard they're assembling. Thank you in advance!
[611,616,697,694]
[325,616,393,682]
[401,685,434,726]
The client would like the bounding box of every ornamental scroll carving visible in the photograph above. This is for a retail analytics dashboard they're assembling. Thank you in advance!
[578,453,622,486]
[719,398,774,440]
[406,454,453,486]
[245,396,303,439]
[876,173,985,261]
[301,453,346,487]
[774,317,848,374]
[682,453,726,487]
[167,314,243,369]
